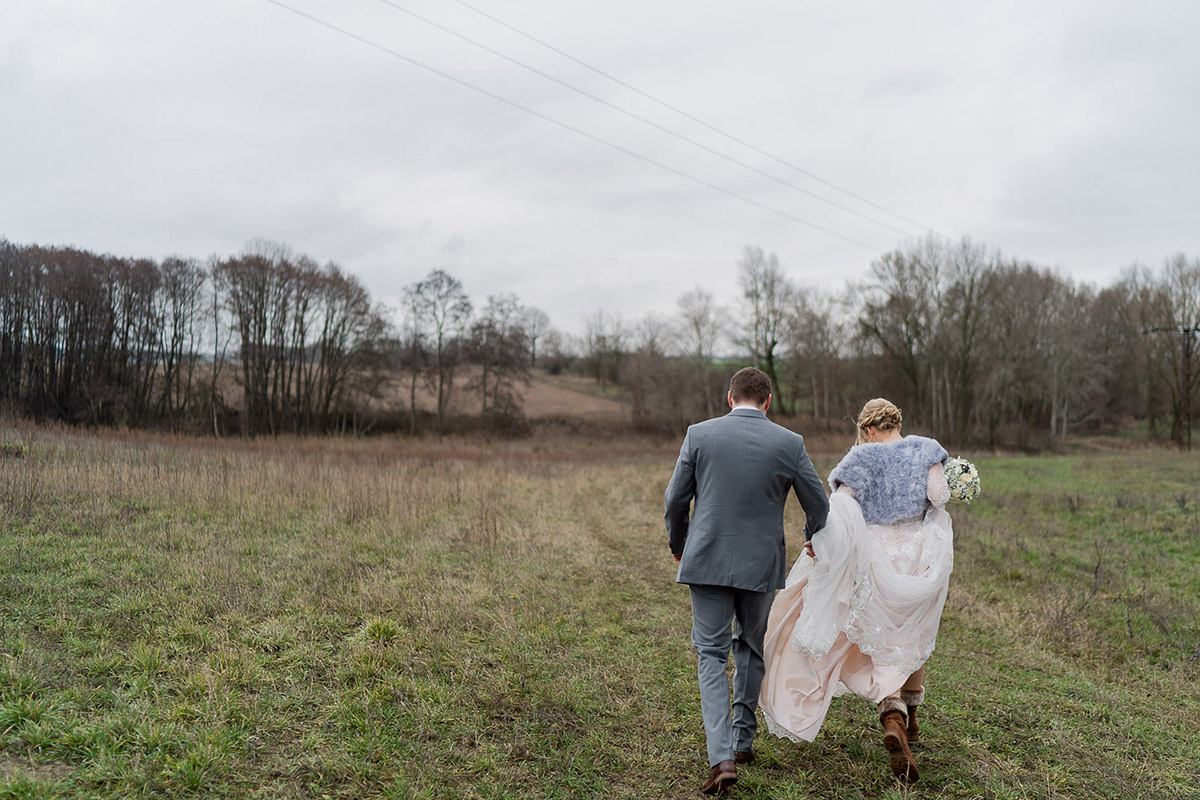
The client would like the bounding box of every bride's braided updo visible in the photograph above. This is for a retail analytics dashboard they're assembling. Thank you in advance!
[855,398,902,445]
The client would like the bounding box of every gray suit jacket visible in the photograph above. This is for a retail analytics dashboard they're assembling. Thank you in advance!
[664,407,829,592]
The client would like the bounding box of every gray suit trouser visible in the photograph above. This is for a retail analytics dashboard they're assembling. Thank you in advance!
[689,585,774,766]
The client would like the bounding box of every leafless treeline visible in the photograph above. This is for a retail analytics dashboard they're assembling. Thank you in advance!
[4,235,1197,446]
[0,239,389,435]
[588,240,1200,448]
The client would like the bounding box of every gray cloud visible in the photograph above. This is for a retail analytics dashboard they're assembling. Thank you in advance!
[3,1,1198,332]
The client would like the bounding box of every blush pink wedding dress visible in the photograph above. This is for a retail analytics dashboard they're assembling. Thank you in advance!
[760,466,953,742]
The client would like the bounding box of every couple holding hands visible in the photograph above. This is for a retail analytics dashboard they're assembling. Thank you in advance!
[665,367,956,794]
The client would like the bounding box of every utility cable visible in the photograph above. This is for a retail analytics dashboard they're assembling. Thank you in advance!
[262,0,884,252]
[372,0,914,238]
[447,0,948,240]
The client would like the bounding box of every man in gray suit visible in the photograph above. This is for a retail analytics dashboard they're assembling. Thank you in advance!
[665,366,829,794]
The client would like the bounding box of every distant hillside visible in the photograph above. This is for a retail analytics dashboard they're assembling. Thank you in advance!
[517,372,629,421]
[353,368,629,423]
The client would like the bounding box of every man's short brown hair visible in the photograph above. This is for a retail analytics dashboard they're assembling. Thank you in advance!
[729,366,771,406]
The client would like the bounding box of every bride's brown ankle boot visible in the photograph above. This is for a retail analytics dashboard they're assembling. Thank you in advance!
[905,705,920,742]
[900,688,924,743]
[879,699,919,782]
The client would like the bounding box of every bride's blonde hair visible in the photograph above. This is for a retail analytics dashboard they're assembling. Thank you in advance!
[855,398,902,445]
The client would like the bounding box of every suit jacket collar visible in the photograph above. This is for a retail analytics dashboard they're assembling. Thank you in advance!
[727,407,767,419]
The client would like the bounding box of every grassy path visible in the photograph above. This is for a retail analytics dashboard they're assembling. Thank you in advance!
[0,428,1197,798]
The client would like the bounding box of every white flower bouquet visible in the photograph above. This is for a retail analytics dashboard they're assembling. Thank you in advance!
[945,457,981,503]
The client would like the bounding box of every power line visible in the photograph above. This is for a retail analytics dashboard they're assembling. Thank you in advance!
[371,0,914,239]
[261,0,884,252]
[447,0,949,241]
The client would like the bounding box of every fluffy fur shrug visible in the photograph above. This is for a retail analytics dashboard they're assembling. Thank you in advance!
[827,436,948,525]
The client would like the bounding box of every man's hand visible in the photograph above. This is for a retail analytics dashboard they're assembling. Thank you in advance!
[803,540,816,561]
[672,551,682,564]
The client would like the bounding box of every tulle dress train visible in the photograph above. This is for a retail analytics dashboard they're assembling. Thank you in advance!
[760,490,954,742]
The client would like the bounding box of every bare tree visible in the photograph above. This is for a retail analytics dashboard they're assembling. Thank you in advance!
[0,240,26,403]
[207,255,232,436]
[624,312,687,431]
[1038,277,1103,445]
[538,328,573,375]
[582,310,626,392]
[1089,277,1150,425]
[676,288,723,417]
[312,264,383,431]
[400,281,429,434]
[469,294,531,419]
[787,285,841,426]
[522,307,551,368]
[156,257,207,425]
[736,246,794,413]
[1138,255,1200,447]
[418,269,472,432]
[971,262,1043,446]
[213,249,276,433]
[1109,266,1172,437]
[935,239,992,442]
[856,241,938,427]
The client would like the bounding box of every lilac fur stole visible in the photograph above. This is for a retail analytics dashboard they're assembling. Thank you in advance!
[827,436,948,525]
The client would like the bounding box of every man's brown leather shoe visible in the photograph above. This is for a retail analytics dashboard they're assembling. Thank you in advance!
[734,748,755,765]
[700,760,738,794]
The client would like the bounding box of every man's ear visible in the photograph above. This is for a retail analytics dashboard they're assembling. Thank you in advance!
[763,394,772,412]
[727,391,735,409]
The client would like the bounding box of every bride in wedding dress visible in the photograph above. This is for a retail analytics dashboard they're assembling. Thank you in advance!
[759,398,953,783]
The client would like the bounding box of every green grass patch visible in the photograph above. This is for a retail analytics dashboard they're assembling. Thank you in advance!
[0,428,1197,798]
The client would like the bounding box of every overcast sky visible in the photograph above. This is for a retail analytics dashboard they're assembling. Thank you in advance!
[3,1,1198,332]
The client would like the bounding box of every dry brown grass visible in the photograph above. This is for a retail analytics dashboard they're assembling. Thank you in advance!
[0,424,1197,799]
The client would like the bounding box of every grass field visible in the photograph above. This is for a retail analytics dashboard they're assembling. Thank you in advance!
[0,423,1197,799]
